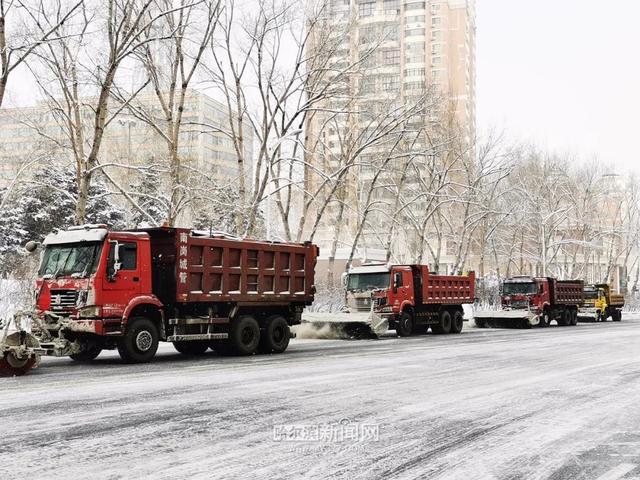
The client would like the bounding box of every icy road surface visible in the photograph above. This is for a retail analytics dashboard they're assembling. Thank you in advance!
[4,318,640,480]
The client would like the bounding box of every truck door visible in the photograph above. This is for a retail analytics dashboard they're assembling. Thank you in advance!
[102,240,142,318]
[391,268,414,307]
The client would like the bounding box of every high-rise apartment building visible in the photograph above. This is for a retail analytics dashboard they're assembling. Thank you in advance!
[306,0,476,274]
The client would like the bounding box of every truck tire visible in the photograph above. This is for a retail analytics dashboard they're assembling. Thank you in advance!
[69,345,102,362]
[432,311,452,334]
[259,315,291,354]
[117,317,159,364]
[229,315,260,355]
[395,312,414,337]
[173,341,209,355]
[557,310,570,326]
[570,309,578,326]
[539,312,551,328]
[450,310,464,334]
[613,310,622,322]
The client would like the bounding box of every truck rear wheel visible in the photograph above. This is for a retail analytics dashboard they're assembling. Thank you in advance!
[613,310,622,322]
[117,317,159,364]
[69,345,102,362]
[450,311,464,334]
[173,341,209,355]
[557,310,570,326]
[570,310,578,326]
[229,316,260,355]
[395,312,414,337]
[259,315,291,354]
[432,311,452,334]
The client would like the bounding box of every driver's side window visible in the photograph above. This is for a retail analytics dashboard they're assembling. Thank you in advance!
[108,242,138,271]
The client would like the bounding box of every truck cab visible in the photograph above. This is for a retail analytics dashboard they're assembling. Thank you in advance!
[34,225,161,361]
[345,264,415,315]
[501,276,549,314]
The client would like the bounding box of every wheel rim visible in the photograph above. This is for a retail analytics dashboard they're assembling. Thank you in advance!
[241,326,256,345]
[273,326,285,343]
[135,331,153,352]
[402,317,411,332]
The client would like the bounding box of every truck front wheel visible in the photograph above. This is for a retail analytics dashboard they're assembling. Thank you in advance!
[450,311,464,334]
[259,316,291,354]
[229,316,260,355]
[395,312,413,337]
[432,311,452,334]
[117,317,159,364]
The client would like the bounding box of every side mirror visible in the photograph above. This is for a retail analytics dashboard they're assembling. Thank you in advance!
[24,241,39,253]
[107,240,122,282]
[393,272,402,292]
[341,272,348,287]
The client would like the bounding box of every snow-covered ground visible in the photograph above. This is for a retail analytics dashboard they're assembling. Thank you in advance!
[3,317,640,479]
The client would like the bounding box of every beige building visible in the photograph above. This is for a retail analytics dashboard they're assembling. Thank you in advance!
[306,0,476,275]
[0,90,252,215]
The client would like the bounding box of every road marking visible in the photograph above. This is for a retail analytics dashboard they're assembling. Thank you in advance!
[595,463,637,480]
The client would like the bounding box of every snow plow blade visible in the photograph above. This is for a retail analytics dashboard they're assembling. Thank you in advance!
[473,310,539,329]
[301,312,388,339]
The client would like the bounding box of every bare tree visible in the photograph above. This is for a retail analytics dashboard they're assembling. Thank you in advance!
[0,0,82,108]
[24,0,185,224]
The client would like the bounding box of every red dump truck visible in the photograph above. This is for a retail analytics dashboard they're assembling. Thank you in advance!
[475,276,584,328]
[306,264,475,337]
[0,225,318,376]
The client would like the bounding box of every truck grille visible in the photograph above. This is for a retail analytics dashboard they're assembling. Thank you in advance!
[49,290,78,311]
[354,298,373,312]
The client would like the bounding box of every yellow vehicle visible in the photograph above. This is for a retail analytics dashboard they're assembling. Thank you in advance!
[578,284,624,322]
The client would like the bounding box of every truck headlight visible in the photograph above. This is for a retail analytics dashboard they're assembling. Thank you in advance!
[78,306,101,318]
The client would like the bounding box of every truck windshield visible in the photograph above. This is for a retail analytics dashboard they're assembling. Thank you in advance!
[347,273,390,292]
[39,242,103,278]
[584,287,598,300]
[502,282,536,295]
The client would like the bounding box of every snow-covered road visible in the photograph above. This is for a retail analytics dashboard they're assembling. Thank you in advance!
[3,318,640,479]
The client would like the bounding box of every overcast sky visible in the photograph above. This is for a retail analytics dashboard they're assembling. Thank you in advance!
[477,0,640,172]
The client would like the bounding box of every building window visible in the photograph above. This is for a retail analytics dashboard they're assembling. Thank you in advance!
[431,3,441,12]
[432,56,442,65]
[405,68,425,78]
[382,75,400,91]
[405,28,425,37]
[383,49,400,65]
[405,2,425,11]
[359,25,376,44]
[383,0,399,14]
[406,15,425,23]
[431,30,442,41]
[431,43,442,54]
[432,16,442,26]
[359,2,374,17]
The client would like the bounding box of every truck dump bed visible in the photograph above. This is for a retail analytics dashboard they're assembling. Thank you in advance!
[145,228,318,305]
[551,280,584,305]
[419,266,475,305]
